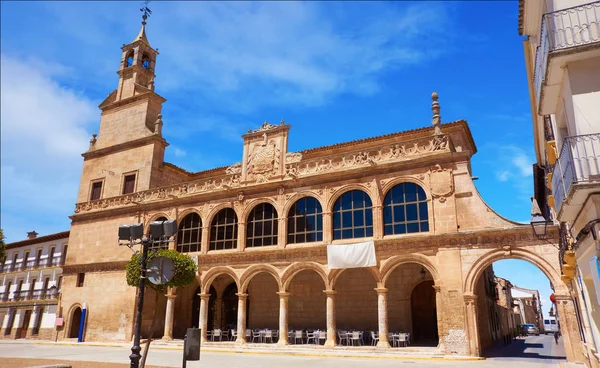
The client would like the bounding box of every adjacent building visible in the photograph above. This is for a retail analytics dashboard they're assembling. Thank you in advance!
[519,0,600,365]
[0,231,68,340]
[512,286,544,331]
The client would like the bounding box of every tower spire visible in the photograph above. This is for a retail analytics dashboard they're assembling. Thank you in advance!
[133,1,152,46]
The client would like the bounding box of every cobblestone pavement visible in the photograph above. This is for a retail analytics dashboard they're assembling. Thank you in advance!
[0,335,578,368]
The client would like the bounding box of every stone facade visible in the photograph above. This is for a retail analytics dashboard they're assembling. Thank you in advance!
[56,22,586,363]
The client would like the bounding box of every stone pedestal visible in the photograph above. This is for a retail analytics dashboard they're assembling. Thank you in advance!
[277,292,290,345]
[236,293,249,344]
[375,287,390,348]
[198,293,211,343]
[324,290,337,347]
[162,294,177,340]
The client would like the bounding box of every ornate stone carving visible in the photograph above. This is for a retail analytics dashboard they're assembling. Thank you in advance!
[429,164,454,202]
[247,137,280,183]
[285,134,451,179]
[285,152,302,164]
[252,121,278,133]
[226,162,242,175]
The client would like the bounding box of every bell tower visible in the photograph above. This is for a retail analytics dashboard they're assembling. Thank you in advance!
[75,4,169,204]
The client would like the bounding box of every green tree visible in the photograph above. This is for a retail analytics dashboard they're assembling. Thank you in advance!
[126,248,197,368]
[0,229,6,264]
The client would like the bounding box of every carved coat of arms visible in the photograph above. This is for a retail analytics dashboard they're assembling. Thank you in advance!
[247,134,280,182]
[429,164,454,202]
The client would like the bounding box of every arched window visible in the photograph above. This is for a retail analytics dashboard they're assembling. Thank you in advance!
[383,182,429,235]
[288,197,323,244]
[149,216,169,251]
[333,190,373,240]
[177,213,202,253]
[126,52,134,67]
[246,203,278,247]
[210,208,238,251]
[142,54,150,69]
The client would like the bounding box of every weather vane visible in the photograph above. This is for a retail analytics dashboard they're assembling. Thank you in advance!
[140,0,152,25]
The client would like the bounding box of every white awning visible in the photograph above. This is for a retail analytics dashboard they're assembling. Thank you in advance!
[327,241,376,270]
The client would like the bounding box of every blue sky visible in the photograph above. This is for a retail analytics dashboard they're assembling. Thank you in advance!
[0,2,554,316]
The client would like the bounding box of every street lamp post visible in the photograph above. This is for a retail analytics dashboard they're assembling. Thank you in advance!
[118,220,177,368]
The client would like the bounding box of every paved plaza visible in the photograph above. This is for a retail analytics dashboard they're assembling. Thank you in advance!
[0,335,581,368]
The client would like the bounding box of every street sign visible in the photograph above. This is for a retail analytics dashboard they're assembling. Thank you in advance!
[147,256,175,285]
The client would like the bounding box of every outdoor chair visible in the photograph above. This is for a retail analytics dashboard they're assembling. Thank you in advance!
[337,330,348,346]
[212,329,222,342]
[370,331,379,346]
[397,333,407,347]
[351,331,362,346]
[230,329,237,341]
[264,329,274,343]
[294,330,304,344]
[306,331,317,344]
[252,330,262,343]
[318,330,327,345]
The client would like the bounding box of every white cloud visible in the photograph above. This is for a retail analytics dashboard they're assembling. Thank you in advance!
[0,54,97,241]
[151,2,451,107]
[173,147,186,157]
[496,171,510,182]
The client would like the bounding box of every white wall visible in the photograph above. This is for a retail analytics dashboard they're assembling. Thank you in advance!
[567,57,600,136]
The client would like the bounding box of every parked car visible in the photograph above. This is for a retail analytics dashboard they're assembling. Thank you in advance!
[523,323,540,336]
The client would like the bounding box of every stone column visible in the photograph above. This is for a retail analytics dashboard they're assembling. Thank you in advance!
[464,294,480,357]
[323,290,337,347]
[433,285,445,352]
[235,293,249,344]
[555,294,586,363]
[237,222,247,252]
[375,287,390,348]
[277,292,290,345]
[199,293,211,343]
[163,293,177,340]
[201,226,209,254]
[323,212,332,244]
[372,205,384,240]
[278,218,287,249]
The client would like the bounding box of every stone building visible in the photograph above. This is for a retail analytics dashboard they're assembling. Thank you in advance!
[494,277,518,343]
[512,286,544,331]
[519,1,600,365]
[0,231,68,340]
[58,19,587,361]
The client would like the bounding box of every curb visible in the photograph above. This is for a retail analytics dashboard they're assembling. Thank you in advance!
[1,340,485,361]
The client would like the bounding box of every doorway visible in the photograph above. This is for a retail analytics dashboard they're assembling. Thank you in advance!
[411,280,438,345]
[18,310,32,339]
[69,307,82,338]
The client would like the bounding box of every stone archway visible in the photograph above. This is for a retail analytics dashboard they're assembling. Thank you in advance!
[462,247,583,363]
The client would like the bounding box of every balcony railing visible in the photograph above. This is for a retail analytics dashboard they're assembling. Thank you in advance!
[552,133,600,214]
[2,289,59,302]
[0,257,65,274]
[534,1,600,106]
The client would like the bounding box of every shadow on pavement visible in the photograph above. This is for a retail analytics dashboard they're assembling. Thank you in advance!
[483,338,567,360]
